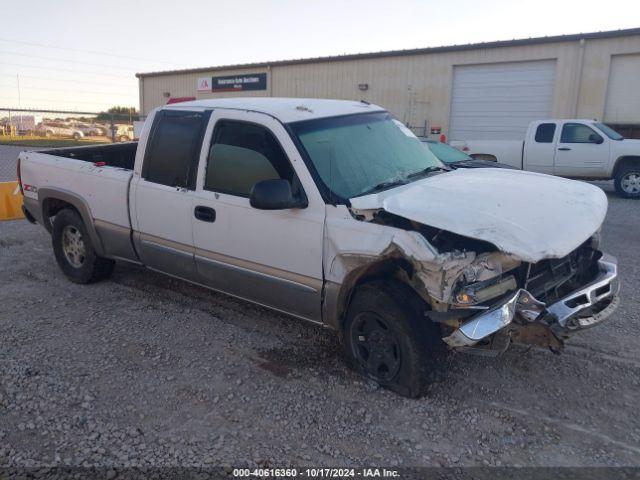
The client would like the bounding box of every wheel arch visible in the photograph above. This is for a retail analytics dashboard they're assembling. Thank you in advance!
[323,256,429,336]
[612,155,640,178]
[38,187,106,256]
[470,153,497,162]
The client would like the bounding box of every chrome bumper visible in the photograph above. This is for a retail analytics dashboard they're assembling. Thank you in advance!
[443,256,620,348]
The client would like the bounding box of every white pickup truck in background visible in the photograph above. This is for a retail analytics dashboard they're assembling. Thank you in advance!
[452,119,640,198]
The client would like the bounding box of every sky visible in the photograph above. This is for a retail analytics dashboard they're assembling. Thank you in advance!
[0,0,639,112]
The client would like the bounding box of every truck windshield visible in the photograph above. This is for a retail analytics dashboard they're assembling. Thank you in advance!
[594,122,624,140]
[423,140,473,163]
[290,112,444,199]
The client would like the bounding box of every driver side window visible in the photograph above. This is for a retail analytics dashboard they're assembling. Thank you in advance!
[560,123,602,144]
[204,120,295,197]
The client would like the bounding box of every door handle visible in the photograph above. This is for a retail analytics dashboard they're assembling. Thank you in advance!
[558,147,571,151]
[194,205,216,222]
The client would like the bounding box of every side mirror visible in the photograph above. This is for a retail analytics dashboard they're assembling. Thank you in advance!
[249,179,307,210]
[589,133,604,144]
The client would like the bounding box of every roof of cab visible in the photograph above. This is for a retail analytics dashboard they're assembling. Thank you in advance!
[162,97,386,123]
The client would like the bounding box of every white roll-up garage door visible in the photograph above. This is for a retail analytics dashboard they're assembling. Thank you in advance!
[449,60,556,140]
[604,54,640,124]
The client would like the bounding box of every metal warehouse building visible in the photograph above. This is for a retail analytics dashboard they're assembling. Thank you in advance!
[137,28,640,140]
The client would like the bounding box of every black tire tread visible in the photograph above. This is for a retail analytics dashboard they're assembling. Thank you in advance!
[343,278,442,398]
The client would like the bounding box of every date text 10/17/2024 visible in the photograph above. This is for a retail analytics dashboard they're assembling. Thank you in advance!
[232,468,400,478]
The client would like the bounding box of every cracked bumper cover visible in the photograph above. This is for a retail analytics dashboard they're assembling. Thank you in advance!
[443,256,620,348]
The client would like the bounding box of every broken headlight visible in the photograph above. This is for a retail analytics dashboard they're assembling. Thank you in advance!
[454,275,518,306]
[453,253,521,306]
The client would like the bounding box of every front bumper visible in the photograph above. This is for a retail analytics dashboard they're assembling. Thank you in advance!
[443,256,620,349]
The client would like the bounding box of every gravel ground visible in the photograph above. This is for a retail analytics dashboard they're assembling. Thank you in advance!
[0,161,639,470]
[0,145,25,181]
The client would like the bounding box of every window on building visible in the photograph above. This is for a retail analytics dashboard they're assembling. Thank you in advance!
[205,120,295,197]
[142,110,208,188]
[534,123,556,143]
[560,123,603,144]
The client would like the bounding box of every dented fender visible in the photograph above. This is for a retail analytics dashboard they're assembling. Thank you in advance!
[321,206,514,329]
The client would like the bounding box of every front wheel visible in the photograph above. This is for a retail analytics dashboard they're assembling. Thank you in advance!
[343,280,443,398]
[615,165,640,199]
[52,209,115,283]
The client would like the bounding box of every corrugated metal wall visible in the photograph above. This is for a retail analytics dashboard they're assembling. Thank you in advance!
[139,34,640,138]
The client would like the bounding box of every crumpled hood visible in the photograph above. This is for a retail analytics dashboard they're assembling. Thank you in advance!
[349,168,607,263]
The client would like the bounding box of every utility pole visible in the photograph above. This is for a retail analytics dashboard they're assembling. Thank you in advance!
[17,74,22,131]
[16,74,22,107]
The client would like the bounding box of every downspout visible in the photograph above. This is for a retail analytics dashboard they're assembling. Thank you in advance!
[571,38,586,117]
[138,76,145,117]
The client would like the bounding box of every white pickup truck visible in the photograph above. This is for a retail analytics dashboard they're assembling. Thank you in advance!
[17,98,620,397]
[452,119,640,198]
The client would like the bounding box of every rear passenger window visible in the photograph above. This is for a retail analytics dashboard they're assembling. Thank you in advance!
[205,120,294,197]
[535,123,556,143]
[142,110,209,188]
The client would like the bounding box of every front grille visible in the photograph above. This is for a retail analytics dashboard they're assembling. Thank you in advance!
[524,244,600,304]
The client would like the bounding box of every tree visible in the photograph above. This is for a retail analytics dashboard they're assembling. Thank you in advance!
[96,106,139,121]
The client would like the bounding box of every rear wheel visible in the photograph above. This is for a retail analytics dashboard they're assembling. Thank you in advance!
[52,209,114,283]
[343,280,442,398]
[615,164,640,199]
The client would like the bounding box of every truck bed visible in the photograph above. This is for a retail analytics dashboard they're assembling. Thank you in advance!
[19,143,136,236]
[450,140,524,169]
[39,142,138,170]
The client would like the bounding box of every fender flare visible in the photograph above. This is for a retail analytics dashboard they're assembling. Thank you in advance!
[37,187,106,256]
[612,155,640,178]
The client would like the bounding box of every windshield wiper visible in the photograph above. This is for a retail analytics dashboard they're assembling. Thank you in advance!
[406,165,451,178]
[356,166,450,197]
[357,177,408,197]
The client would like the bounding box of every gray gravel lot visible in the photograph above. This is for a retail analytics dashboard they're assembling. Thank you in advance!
[0,146,639,470]
[0,145,25,181]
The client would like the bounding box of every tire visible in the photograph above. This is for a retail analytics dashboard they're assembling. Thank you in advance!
[614,164,640,199]
[73,132,81,140]
[52,209,115,284]
[342,279,443,398]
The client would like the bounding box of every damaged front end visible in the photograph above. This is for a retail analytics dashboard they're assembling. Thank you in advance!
[337,204,620,356]
[442,254,620,355]
[337,168,619,356]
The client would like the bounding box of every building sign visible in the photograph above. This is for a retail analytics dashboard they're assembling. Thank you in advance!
[197,77,211,92]
[210,73,267,92]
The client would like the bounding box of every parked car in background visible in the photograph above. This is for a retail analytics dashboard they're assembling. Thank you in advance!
[421,139,515,170]
[451,119,640,198]
[111,124,134,142]
[72,122,106,137]
[18,98,620,397]
[37,122,85,140]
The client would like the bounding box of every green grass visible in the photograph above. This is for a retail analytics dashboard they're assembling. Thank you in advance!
[0,136,110,148]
